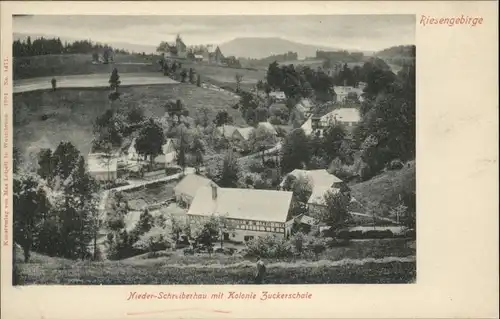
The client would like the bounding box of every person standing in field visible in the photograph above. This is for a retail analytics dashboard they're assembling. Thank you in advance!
[254,257,266,284]
[51,78,57,91]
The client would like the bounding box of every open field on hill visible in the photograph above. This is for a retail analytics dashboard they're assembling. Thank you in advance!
[13,83,243,160]
[14,53,157,80]
[14,239,416,285]
[14,72,178,93]
[351,161,416,212]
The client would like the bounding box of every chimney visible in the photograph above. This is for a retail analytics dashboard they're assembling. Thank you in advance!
[211,183,218,200]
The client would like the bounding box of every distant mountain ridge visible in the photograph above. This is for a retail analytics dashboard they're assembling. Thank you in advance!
[218,37,343,59]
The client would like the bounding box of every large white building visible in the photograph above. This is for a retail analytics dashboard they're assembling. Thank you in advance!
[187,185,294,242]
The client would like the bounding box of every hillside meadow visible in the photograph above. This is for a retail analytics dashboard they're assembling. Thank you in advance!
[13,83,243,160]
[14,239,416,285]
[14,53,158,80]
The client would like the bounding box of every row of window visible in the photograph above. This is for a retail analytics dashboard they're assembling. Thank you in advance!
[236,224,285,233]
[188,215,284,228]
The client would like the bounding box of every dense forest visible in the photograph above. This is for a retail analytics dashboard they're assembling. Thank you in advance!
[375,45,416,67]
[239,51,299,68]
[13,36,130,58]
[315,50,365,62]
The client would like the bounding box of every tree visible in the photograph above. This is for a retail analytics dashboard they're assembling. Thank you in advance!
[190,137,206,173]
[103,49,110,64]
[131,208,154,240]
[291,175,313,204]
[206,151,240,188]
[165,99,188,125]
[51,141,81,181]
[180,69,188,83]
[280,128,311,174]
[322,125,347,162]
[175,125,189,172]
[313,190,351,232]
[189,68,195,83]
[127,107,145,125]
[13,174,49,262]
[235,73,243,92]
[109,68,121,93]
[92,52,99,62]
[196,106,210,128]
[248,125,277,164]
[135,119,166,168]
[196,74,201,87]
[213,110,231,127]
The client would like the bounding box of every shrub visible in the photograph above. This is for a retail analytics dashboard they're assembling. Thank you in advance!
[246,235,292,259]
[289,232,307,255]
[388,159,404,170]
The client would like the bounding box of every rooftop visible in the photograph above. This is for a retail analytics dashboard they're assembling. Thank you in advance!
[235,127,254,140]
[216,125,238,138]
[324,108,361,123]
[280,169,343,205]
[188,186,293,223]
[173,174,217,199]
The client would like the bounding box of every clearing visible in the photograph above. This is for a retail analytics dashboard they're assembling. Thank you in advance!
[14,83,243,161]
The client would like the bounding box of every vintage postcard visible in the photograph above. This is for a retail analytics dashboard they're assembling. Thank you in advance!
[1,1,498,319]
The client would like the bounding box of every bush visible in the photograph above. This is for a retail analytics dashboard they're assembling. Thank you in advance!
[246,235,293,259]
[388,159,404,170]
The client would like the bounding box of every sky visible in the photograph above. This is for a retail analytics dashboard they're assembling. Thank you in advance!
[13,15,415,52]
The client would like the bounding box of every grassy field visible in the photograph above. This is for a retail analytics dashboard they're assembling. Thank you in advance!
[13,83,243,161]
[351,161,416,212]
[14,53,158,80]
[14,239,415,285]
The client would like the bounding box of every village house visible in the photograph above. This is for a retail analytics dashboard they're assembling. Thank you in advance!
[256,122,278,136]
[301,107,361,136]
[321,108,361,128]
[127,138,177,166]
[187,185,294,242]
[173,174,217,208]
[285,213,320,237]
[333,86,364,104]
[87,152,118,182]
[269,91,287,102]
[232,127,254,143]
[203,45,225,65]
[164,34,188,59]
[279,169,345,213]
[216,125,239,139]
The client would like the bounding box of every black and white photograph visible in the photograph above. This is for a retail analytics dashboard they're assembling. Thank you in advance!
[11,14,416,285]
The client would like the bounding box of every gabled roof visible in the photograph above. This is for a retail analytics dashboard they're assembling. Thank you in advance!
[173,174,217,199]
[280,169,343,205]
[162,138,176,154]
[257,122,277,135]
[234,127,254,140]
[323,108,361,123]
[216,125,238,138]
[294,214,319,226]
[187,186,293,223]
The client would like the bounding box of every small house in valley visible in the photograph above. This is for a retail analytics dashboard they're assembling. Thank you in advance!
[256,122,277,136]
[269,91,287,102]
[280,169,345,212]
[187,185,294,242]
[173,174,217,207]
[87,153,118,182]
